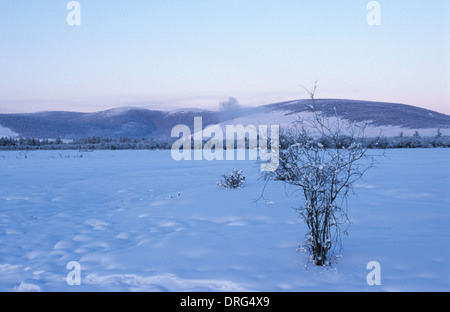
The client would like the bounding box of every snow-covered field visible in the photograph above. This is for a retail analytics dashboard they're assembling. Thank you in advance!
[0,149,448,292]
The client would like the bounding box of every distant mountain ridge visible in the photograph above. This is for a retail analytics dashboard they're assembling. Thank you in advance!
[0,99,449,139]
[268,99,450,128]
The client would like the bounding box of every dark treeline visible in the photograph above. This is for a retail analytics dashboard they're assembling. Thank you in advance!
[279,131,450,149]
[0,136,173,150]
[0,132,449,151]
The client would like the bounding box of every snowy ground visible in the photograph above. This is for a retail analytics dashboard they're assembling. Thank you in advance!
[0,149,448,292]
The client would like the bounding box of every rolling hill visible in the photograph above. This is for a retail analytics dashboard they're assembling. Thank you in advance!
[0,99,449,139]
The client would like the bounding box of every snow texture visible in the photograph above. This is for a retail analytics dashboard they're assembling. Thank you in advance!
[0,149,448,292]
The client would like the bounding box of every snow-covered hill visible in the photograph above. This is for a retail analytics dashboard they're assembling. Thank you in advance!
[0,99,449,139]
[0,125,17,137]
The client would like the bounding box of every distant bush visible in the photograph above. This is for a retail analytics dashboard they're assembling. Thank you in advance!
[217,168,245,189]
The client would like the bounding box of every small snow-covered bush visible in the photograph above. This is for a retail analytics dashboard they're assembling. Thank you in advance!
[261,82,383,267]
[217,168,245,189]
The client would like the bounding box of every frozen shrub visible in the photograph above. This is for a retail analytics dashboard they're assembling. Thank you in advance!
[261,82,383,266]
[217,168,245,189]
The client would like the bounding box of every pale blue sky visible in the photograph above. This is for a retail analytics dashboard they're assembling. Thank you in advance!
[0,0,449,113]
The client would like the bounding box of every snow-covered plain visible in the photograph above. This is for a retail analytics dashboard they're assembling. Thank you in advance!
[0,149,448,292]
